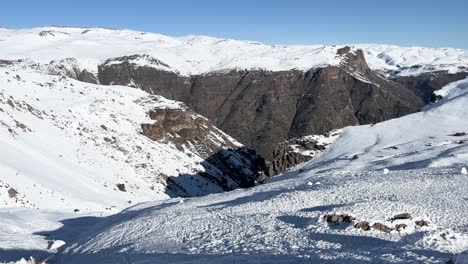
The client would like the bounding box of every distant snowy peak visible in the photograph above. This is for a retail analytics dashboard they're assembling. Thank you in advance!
[101,54,179,75]
[0,26,466,76]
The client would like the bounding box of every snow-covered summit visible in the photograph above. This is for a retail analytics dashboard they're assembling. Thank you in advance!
[0,26,466,76]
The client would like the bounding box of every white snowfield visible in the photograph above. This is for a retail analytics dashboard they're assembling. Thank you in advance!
[1,79,465,263]
[0,68,243,213]
[0,26,467,76]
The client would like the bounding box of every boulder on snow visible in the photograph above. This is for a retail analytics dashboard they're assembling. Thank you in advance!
[395,224,408,231]
[354,221,370,231]
[372,223,394,232]
[322,214,355,223]
[415,220,430,227]
[390,213,412,220]
[451,132,466,137]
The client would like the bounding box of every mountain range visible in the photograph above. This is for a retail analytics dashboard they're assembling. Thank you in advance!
[0,26,467,263]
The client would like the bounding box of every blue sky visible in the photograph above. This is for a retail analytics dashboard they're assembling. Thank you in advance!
[2,0,467,49]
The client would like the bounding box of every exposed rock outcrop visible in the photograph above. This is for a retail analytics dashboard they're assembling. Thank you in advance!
[372,223,394,233]
[46,58,99,84]
[99,48,434,160]
[267,130,340,176]
[354,221,370,231]
[392,71,468,103]
[322,214,355,223]
[140,102,268,197]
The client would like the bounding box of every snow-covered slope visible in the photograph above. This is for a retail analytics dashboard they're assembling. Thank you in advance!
[0,66,253,212]
[0,27,466,76]
[7,78,465,263]
[295,77,468,174]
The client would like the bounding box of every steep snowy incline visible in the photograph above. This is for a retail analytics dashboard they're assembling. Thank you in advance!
[0,27,466,76]
[0,66,257,212]
[293,77,468,174]
[31,78,468,263]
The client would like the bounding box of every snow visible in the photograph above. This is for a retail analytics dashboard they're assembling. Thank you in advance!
[0,27,466,76]
[0,67,240,212]
[288,130,342,157]
[434,77,468,99]
[0,78,465,263]
[294,78,468,173]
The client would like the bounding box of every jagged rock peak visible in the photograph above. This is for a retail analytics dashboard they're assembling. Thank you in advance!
[337,46,371,74]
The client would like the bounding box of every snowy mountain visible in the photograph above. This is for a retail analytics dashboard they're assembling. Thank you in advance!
[1,26,467,159]
[0,27,466,76]
[0,65,266,212]
[0,26,467,264]
[3,77,465,264]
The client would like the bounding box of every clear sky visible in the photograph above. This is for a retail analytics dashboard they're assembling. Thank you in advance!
[2,0,467,49]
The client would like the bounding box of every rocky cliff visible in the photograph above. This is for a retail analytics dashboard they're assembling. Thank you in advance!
[140,104,268,197]
[267,130,341,176]
[98,47,440,160]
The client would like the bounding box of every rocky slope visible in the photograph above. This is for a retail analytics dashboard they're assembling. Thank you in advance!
[0,63,266,211]
[98,48,431,159]
[140,105,267,196]
[17,78,468,264]
[267,130,341,176]
[1,27,467,160]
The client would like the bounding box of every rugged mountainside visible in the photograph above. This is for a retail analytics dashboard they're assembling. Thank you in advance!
[267,130,341,176]
[392,71,468,103]
[140,106,267,196]
[98,48,429,159]
[0,63,265,211]
[16,77,467,264]
[1,27,468,160]
[0,26,468,264]
[0,26,467,203]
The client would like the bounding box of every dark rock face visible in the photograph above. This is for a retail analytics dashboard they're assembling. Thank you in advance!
[392,71,468,103]
[140,104,267,197]
[99,49,435,161]
[77,69,99,84]
[267,131,338,176]
[98,55,188,99]
[47,58,99,84]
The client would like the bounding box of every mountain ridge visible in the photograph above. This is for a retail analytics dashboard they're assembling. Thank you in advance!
[0,26,467,76]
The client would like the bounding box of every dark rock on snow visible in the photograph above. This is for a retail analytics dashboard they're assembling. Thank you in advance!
[390,213,413,220]
[372,223,394,232]
[322,214,355,223]
[415,220,430,227]
[354,221,371,231]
